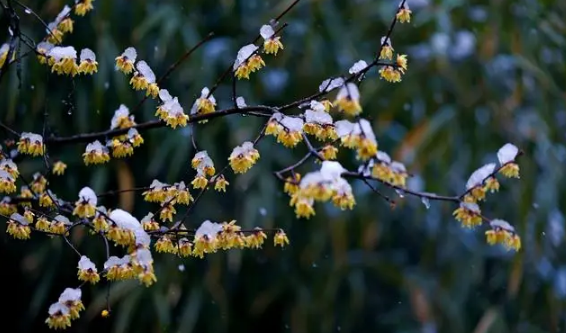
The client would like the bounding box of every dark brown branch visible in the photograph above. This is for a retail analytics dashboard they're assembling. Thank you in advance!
[45,105,275,145]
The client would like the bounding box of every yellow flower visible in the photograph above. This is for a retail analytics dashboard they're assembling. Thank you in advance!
[499,162,520,178]
[274,229,290,247]
[379,66,402,83]
[39,192,55,208]
[248,54,265,72]
[0,199,17,216]
[396,3,412,23]
[101,309,110,318]
[155,236,177,254]
[159,203,176,223]
[58,18,74,34]
[320,145,338,160]
[75,0,94,16]
[452,202,482,228]
[233,44,263,79]
[334,83,362,116]
[283,174,300,195]
[332,192,356,210]
[214,175,229,192]
[191,87,216,122]
[93,213,109,232]
[178,238,193,257]
[31,173,48,194]
[6,214,31,240]
[396,54,408,73]
[45,304,72,330]
[290,194,315,219]
[17,132,44,156]
[235,63,251,79]
[78,256,100,284]
[483,177,499,194]
[83,141,111,165]
[138,268,157,287]
[35,217,51,232]
[110,139,134,158]
[356,138,378,161]
[191,174,209,190]
[0,171,17,194]
[264,37,284,55]
[244,228,268,249]
[52,161,67,176]
[115,47,136,74]
[46,27,64,45]
[130,73,149,91]
[485,219,521,251]
[379,38,394,60]
[228,142,259,174]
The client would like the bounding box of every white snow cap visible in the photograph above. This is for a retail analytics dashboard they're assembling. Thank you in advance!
[78,187,97,205]
[196,220,223,239]
[260,24,276,40]
[136,61,156,83]
[376,151,392,164]
[236,96,247,108]
[466,163,496,190]
[460,202,480,213]
[320,161,346,180]
[110,104,130,129]
[280,116,304,132]
[305,109,333,125]
[134,228,151,248]
[497,143,519,165]
[37,42,54,52]
[109,209,141,231]
[336,83,360,101]
[48,46,77,61]
[85,140,108,153]
[310,100,326,112]
[233,44,258,70]
[48,302,70,316]
[134,248,154,267]
[78,256,97,271]
[319,77,345,93]
[121,47,137,61]
[10,213,27,225]
[79,48,96,62]
[490,219,515,232]
[58,288,82,303]
[159,89,173,102]
[349,60,368,74]
[54,215,71,225]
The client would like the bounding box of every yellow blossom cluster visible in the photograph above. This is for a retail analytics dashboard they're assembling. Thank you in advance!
[377,36,408,83]
[75,0,95,16]
[154,220,289,258]
[369,151,409,188]
[288,161,355,219]
[265,113,305,148]
[0,43,15,68]
[45,288,84,330]
[83,140,110,165]
[335,119,378,161]
[260,24,285,55]
[17,132,44,156]
[39,45,99,77]
[451,143,522,250]
[228,141,260,174]
[190,87,216,123]
[155,89,189,128]
[233,44,265,79]
[114,47,159,97]
[485,219,521,251]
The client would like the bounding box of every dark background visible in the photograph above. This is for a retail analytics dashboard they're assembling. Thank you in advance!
[1,0,566,332]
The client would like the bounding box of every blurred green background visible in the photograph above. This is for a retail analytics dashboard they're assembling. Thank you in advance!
[1,0,566,332]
